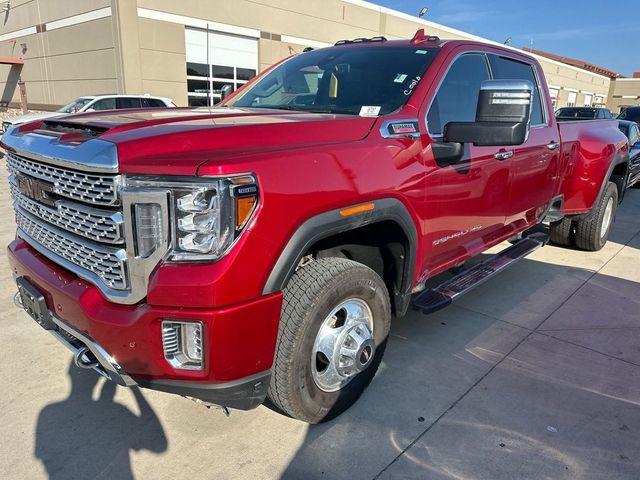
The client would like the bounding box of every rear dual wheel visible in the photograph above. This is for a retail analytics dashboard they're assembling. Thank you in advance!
[549,217,574,246]
[268,257,390,423]
[575,182,618,251]
[549,182,618,251]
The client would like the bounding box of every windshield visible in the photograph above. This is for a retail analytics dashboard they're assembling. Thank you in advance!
[618,108,640,123]
[227,46,439,115]
[556,108,597,118]
[618,124,629,137]
[57,98,93,113]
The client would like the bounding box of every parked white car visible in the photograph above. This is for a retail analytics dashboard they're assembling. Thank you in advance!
[2,94,176,131]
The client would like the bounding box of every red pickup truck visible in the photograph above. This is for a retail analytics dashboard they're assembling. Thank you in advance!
[3,31,629,423]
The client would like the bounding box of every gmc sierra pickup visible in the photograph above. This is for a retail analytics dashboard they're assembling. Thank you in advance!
[3,30,629,423]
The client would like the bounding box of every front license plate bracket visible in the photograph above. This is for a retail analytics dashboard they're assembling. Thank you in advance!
[16,277,57,331]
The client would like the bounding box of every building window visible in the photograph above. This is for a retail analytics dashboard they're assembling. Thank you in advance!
[567,91,577,107]
[583,94,592,107]
[185,27,258,107]
[548,88,559,109]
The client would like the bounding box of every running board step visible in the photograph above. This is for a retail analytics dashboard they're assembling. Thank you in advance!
[413,235,548,315]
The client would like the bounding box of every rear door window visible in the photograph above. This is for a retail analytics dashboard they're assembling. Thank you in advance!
[116,97,143,109]
[141,98,168,108]
[427,53,490,135]
[90,98,116,111]
[488,55,545,126]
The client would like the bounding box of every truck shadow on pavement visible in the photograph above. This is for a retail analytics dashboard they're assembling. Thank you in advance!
[35,362,167,480]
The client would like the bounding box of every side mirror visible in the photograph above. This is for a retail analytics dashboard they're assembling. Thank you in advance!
[220,84,234,101]
[444,80,533,147]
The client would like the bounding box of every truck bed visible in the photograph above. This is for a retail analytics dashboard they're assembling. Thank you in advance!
[556,119,628,215]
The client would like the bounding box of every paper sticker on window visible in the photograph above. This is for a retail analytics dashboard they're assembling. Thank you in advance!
[416,50,428,54]
[394,74,408,83]
[359,106,381,117]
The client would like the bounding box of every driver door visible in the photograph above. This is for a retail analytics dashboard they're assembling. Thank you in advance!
[421,52,513,273]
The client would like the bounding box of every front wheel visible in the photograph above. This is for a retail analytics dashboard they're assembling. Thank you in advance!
[267,257,391,423]
[575,181,618,251]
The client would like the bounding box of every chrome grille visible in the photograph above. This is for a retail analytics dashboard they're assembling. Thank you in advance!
[16,208,127,290]
[9,181,124,244]
[6,151,119,206]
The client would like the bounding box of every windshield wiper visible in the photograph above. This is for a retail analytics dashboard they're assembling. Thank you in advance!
[306,108,359,115]
[245,105,307,111]
[241,105,361,115]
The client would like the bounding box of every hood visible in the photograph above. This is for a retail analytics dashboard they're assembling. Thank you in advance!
[27,107,378,175]
[4,112,62,125]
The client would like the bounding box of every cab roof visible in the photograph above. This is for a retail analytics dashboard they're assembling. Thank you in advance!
[324,29,538,63]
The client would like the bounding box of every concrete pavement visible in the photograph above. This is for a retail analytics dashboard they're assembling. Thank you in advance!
[0,165,639,479]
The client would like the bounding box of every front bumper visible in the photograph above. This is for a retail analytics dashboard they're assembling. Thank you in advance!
[8,238,282,410]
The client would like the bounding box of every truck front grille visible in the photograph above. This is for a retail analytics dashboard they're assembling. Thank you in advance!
[6,151,119,206]
[10,182,124,244]
[7,150,128,292]
[15,208,127,290]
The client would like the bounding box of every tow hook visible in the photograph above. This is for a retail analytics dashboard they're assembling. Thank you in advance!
[186,396,231,417]
[73,346,100,369]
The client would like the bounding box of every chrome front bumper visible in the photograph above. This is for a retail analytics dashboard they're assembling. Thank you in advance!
[14,292,137,387]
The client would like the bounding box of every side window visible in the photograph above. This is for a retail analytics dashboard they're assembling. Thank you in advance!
[488,55,545,126]
[427,53,490,135]
[632,125,640,145]
[141,98,167,108]
[116,97,142,109]
[90,98,116,111]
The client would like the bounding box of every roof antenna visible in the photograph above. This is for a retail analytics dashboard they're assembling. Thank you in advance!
[411,29,439,45]
[412,29,427,44]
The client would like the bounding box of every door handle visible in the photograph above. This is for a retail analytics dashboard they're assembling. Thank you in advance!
[547,142,560,150]
[494,150,513,160]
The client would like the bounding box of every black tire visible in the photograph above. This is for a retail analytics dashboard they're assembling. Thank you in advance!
[267,257,391,423]
[575,181,618,251]
[549,217,574,246]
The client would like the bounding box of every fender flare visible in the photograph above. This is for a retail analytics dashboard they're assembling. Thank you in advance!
[262,198,418,308]
[588,151,629,217]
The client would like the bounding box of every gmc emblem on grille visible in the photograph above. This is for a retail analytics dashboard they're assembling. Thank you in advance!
[15,174,56,206]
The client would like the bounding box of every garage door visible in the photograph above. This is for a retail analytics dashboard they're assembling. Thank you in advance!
[185,27,258,107]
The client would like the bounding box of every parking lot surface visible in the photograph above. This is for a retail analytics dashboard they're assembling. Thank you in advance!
[1,161,639,479]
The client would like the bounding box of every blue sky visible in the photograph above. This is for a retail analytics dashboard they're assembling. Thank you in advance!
[372,0,639,76]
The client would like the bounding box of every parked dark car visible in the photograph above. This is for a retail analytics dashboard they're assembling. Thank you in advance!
[618,106,640,124]
[555,107,614,121]
[618,120,640,187]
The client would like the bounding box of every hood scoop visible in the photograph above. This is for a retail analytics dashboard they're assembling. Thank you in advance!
[36,120,109,145]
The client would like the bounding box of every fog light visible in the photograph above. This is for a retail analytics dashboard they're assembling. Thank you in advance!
[162,320,203,370]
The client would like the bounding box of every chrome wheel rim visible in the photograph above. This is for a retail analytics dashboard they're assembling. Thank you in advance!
[600,197,614,240]
[311,298,375,392]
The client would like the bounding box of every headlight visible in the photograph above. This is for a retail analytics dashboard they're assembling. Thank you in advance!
[125,175,258,262]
